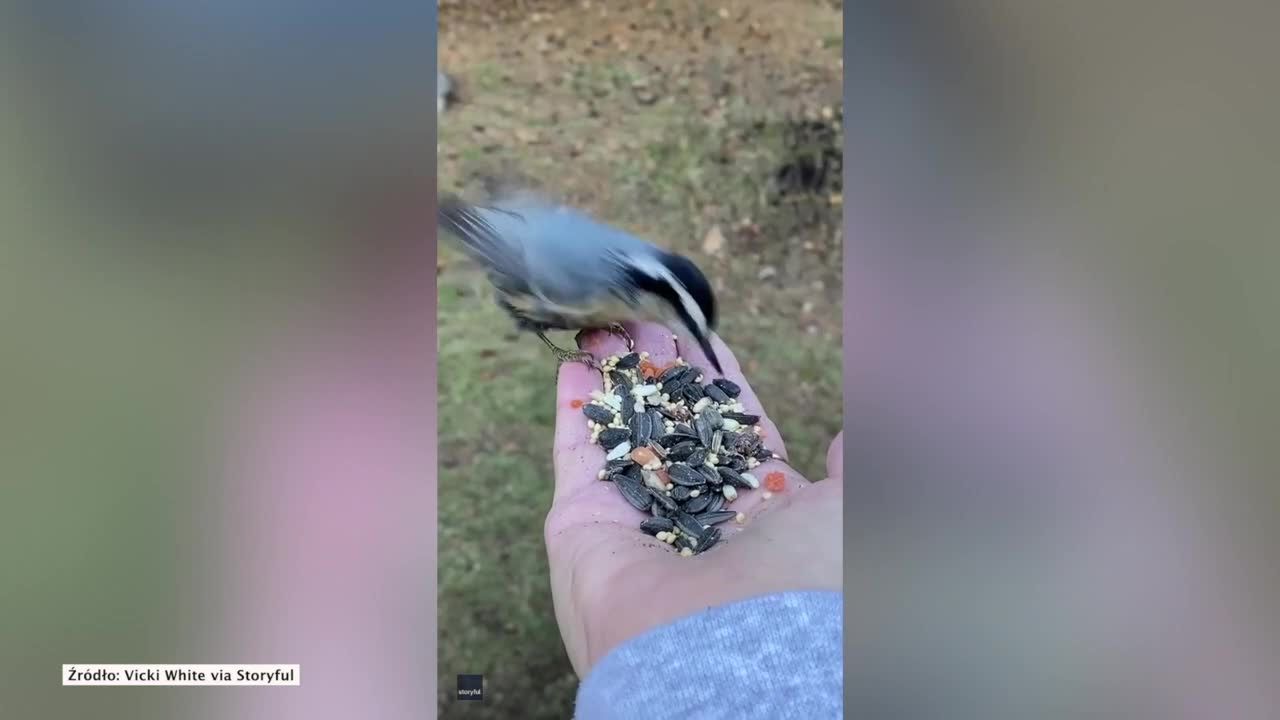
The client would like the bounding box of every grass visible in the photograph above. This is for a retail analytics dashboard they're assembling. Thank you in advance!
[438,2,842,715]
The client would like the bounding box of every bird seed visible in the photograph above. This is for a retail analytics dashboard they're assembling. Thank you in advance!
[586,353,775,556]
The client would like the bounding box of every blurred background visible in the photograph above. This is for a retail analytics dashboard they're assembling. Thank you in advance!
[436,0,842,715]
[0,2,436,719]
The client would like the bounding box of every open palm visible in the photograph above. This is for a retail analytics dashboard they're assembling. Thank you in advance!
[545,322,843,677]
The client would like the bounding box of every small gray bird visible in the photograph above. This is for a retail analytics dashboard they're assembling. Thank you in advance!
[438,193,723,373]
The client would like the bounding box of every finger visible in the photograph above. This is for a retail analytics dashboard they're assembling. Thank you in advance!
[619,321,679,370]
[674,331,789,463]
[825,431,843,482]
[552,359,606,502]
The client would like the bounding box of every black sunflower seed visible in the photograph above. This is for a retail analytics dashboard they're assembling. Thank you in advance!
[649,488,678,512]
[754,445,775,461]
[712,378,741,398]
[674,511,707,540]
[731,431,761,455]
[687,448,708,467]
[620,397,636,423]
[694,415,714,449]
[616,475,652,511]
[668,462,706,486]
[657,406,685,422]
[671,485,692,502]
[703,465,723,485]
[599,427,631,450]
[717,466,753,489]
[701,407,723,429]
[583,404,614,424]
[611,463,643,484]
[666,441,697,461]
[694,510,737,526]
[697,464,720,486]
[658,364,689,385]
[640,517,674,535]
[682,384,705,403]
[629,411,653,447]
[695,526,722,554]
[705,493,726,513]
[606,458,633,472]
[616,352,641,369]
[704,383,731,403]
[650,502,665,517]
[648,409,665,436]
[609,369,631,388]
[684,493,713,514]
[723,411,761,425]
[723,454,749,473]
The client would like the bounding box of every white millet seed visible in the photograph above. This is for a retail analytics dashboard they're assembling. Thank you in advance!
[666,483,674,491]
[753,425,764,436]
[667,535,677,545]
[680,547,693,557]
[722,485,738,501]
[690,489,700,498]
[655,531,669,542]
[762,491,773,500]
[721,418,741,431]
[747,458,759,469]
[597,469,607,480]
[692,397,712,413]
[735,512,746,524]
[707,453,719,465]
[640,351,650,359]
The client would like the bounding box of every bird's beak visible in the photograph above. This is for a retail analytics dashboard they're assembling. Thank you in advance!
[694,330,724,375]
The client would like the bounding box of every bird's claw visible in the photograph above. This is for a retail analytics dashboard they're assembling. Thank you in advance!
[607,323,635,351]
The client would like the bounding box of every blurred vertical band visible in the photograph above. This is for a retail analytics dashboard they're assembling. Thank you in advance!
[0,2,437,719]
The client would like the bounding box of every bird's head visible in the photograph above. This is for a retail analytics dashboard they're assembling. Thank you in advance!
[623,250,723,374]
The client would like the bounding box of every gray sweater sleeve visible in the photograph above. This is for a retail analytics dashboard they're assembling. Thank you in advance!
[574,591,844,720]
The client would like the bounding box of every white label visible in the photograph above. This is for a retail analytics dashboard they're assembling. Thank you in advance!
[63,664,299,686]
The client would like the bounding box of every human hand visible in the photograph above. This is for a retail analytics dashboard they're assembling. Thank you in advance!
[545,321,843,677]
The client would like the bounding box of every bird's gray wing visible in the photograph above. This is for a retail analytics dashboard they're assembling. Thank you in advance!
[437,194,533,294]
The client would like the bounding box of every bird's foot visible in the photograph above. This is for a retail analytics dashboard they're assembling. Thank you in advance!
[538,332,601,371]
[606,323,635,351]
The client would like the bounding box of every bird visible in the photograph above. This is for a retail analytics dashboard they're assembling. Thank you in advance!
[438,192,724,374]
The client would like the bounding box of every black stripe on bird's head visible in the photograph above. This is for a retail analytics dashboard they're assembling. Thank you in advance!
[625,251,723,374]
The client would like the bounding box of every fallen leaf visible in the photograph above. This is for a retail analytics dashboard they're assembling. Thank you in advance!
[702,224,726,255]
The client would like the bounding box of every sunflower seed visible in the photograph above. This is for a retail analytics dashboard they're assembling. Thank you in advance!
[712,378,741,397]
[694,526,722,554]
[616,352,641,369]
[687,448,708,467]
[701,407,723,429]
[674,533,696,552]
[629,411,653,446]
[671,485,692,502]
[611,463,643,484]
[722,411,760,424]
[674,511,707,540]
[605,441,632,461]
[705,383,731,403]
[684,493,714,514]
[716,466,753,489]
[658,364,689,385]
[738,472,760,489]
[723,454,748,472]
[583,404,614,424]
[620,397,636,423]
[649,488,678,512]
[710,430,723,454]
[694,415,714,448]
[754,445,774,461]
[706,492,726,513]
[695,510,737,526]
[599,427,631,450]
[640,516,674,535]
[616,474,652,511]
[697,464,721,486]
[657,405,686,422]
[668,462,706,486]
[650,502,665,517]
[685,380,706,400]
[605,458,634,473]
[666,441,698,461]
